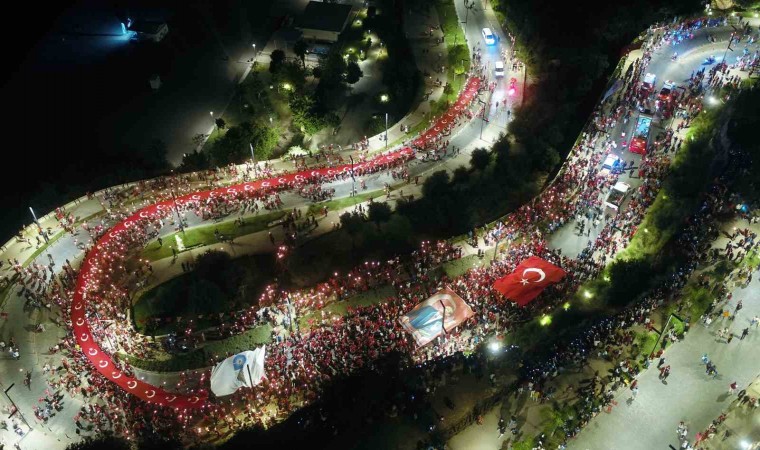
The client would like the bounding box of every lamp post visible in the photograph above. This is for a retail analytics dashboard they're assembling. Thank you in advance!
[721,32,734,65]
[385,112,389,148]
[249,143,257,178]
[170,189,185,234]
[477,98,487,139]
[29,206,49,243]
[349,155,356,197]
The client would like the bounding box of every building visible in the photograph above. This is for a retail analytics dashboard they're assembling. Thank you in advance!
[128,20,169,43]
[295,1,353,43]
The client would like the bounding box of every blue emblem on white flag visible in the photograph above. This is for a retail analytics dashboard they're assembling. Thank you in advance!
[232,354,247,371]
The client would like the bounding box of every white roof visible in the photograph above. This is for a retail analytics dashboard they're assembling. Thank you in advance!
[612,181,630,192]
[603,154,619,166]
[495,61,504,69]
[643,73,656,85]
[482,27,493,35]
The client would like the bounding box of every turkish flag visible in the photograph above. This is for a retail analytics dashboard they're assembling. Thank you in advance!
[493,256,566,306]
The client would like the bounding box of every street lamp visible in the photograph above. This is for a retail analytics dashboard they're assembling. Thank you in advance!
[29,206,49,243]
[385,112,389,148]
[380,94,389,103]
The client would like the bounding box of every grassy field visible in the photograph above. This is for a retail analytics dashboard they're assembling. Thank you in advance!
[127,286,393,372]
[140,210,287,261]
[297,285,395,329]
[133,253,275,334]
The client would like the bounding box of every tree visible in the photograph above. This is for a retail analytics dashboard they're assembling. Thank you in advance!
[66,435,130,450]
[368,202,392,229]
[215,117,227,130]
[134,139,170,174]
[180,150,211,172]
[210,122,254,165]
[250,123,280,160]
[293,39,308,68]
[346,61,363,84]
[269,49,286,74]
[470,148,490,172]
[604,258,655,307]
[340,211,365,253]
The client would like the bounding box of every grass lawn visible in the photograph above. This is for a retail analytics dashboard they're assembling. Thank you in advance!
[441,254,484,278]
[140,210,287,261]
[133,253,276,334]
[127,285,393,372]
[297,285,395,330]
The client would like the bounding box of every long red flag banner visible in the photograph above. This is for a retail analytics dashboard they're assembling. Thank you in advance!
[71,77,484,410]
[493,256,567,306]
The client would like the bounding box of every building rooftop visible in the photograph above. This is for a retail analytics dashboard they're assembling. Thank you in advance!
[295,1,352,32]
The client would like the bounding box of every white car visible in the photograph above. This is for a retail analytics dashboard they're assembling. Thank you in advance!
[482,28,495,45]
[605,181,631,210]
[598,154,622,176]
[494,61,505,77]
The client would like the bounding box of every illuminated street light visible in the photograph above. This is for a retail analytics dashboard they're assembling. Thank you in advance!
[563,302,571,311]
[488,341,501,353]
[282,82,292,91]
[583,290,593,299]
[539,315,552,326]
[708,96,719,105]
[380,94,389,102]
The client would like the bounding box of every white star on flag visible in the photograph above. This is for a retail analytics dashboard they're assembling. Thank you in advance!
[520,278,529,285]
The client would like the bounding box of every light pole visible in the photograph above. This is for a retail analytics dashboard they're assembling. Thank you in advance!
[721,32,734,65]
[29,206,49,243]
[249,143,257,178]
[170,189,185,234]
[385,112,389,148]
[210,111,215,135]
[349,155,356,196]
[477,98,487,139]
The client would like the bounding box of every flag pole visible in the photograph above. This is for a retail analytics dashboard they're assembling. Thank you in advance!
[246,364,254,387]
[439,299,447,341]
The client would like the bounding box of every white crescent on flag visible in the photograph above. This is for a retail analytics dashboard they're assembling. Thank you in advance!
[520,267,546,285]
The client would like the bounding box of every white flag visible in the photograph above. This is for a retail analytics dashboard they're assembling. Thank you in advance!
[210,346,266,397]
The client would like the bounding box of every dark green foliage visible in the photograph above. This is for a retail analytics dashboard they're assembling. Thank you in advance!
[346,61,363,84]
[469,148,490,172]
[269,49,286,74]
[368,201,392,228]
[604,258,655,307]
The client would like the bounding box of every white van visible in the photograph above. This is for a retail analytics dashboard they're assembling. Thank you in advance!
[605,181,630,211]
[494,61,505,77]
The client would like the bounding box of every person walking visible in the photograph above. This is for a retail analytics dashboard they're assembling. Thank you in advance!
[728,381,737,394]
[658,357,666,368]
[740,327,749,340]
